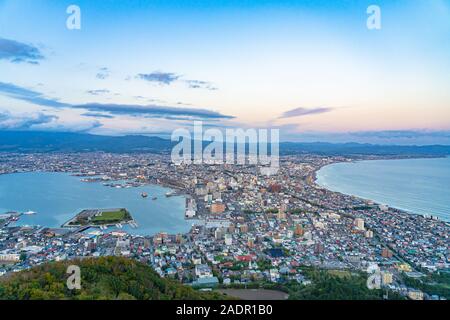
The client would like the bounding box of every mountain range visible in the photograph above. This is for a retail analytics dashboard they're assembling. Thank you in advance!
[0,130,449,156]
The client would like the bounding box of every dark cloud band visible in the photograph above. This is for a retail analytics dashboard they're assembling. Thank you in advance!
[0,82,234,120]
[0,37,44,64]
[280,107,333,118]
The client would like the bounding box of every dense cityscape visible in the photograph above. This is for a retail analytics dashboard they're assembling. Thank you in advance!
[0,152,448,300]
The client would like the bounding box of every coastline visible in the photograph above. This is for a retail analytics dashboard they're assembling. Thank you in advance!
[312,157,450,222]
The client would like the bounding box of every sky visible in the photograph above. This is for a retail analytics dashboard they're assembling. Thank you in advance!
[0,0,449,144]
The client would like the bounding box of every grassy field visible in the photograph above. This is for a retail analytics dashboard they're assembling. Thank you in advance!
[91,209,130,224]
[327,270,352,278]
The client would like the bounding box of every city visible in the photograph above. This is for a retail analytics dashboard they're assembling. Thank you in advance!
[1,0,449,310]
[0,151,448,300]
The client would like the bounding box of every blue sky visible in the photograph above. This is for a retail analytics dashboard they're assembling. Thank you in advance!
[0,0,449,144]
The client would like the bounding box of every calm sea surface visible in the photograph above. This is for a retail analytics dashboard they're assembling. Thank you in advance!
[316,157,450,221]
[0,172,192,235]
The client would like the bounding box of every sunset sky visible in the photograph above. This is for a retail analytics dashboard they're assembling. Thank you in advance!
[0,0,449,144]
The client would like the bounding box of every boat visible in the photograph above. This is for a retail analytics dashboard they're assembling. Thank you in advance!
[165,192,174,197]
[141,192,148,198]
[23,210,37,215]
[152,197,157,200]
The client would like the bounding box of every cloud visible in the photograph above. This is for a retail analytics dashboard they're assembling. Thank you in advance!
[36,119,103,133]
[0,111,103,133]
[279,107,333,118]
[0,111,57,130]
[0,37,44,64]
[81,112,115,119]
[96,67,110,80]
[137,71,181,85]
[73,103,235,120]
[185,80,217,91]
[137,71,218,90]
[62,120,103,132]
[0,82,69,108]
[86,89,110,95]
[0,82,234,120]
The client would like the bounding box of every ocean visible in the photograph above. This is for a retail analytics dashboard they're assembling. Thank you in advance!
[0,172,192,235]
[316,157,450,221]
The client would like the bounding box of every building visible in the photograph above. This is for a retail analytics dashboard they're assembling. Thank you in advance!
[269,269,280,282]
[214,228,223,240]
[381,248,393,258]
[195,264,213,278]
[294,224,304,237]
[407,290,424,300]
[195,183,207,196]
[268,184,282,193]
[365,230,374,238]
[397,263,412,272]
[225,234,233,246]
[185,198,197,218]
[381,271,393,285]
[192,256,202,265]
[277,210,286,220]
[240,224,248,233]
[354,218,365,231]
[314,243,324,254]
[0,253,20,262]
[210,202,226,214]
[185,209,196,218]
[191,276,219,288]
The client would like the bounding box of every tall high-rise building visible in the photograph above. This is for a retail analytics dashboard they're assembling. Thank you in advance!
[224,234,233,246]
[354,218,365,231]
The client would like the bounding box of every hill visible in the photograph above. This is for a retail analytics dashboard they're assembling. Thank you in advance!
[0,131,172,153]
[0,130,450,156]
[0,256,226,300]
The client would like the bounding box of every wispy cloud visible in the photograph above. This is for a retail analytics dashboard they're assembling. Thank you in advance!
[137,71,218,90]
[96,67,110,80]
[0,37,44,64]
[279,107,333,118]
[86,89,110,95]
[81,112,115,119]
[185,79,217,91]
[137,72,180,85]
